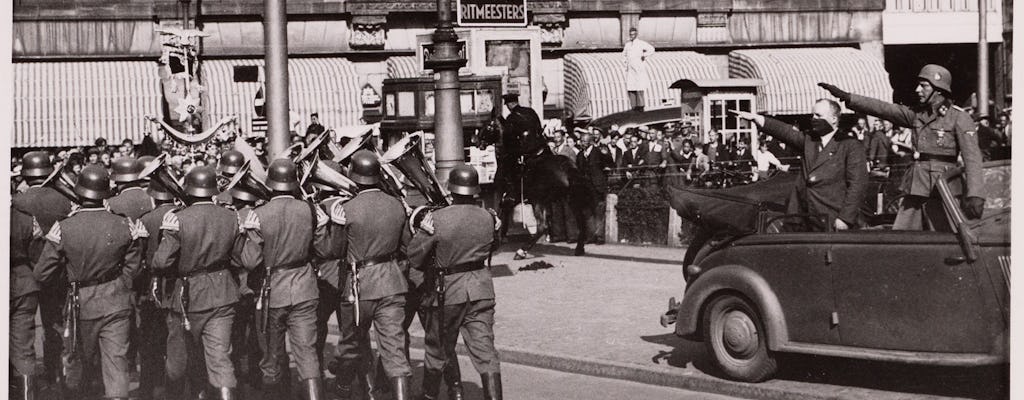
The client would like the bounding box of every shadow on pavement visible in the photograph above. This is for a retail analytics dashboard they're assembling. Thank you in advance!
[514,243,681,266]
[640,333,715,372]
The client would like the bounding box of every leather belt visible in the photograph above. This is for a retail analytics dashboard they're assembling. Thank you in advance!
[273,260,311,272]
[74,268,122,288]
[182,264,229,278]
[354,251,404,269]
[444,261,486,275]
[917,153,958,163]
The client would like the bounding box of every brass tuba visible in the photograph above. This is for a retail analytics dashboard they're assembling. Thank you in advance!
[137,154,187,201]
[294,133,358,197]
[41,161,79,202]
[223,159,272,202]
[334,131,405,197]
[381,133,450,207]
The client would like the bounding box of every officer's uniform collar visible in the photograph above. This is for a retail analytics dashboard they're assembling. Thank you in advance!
[190,200,215,206]
[357,188,381,195]
[271,194,296,201]
[121,186,144,192]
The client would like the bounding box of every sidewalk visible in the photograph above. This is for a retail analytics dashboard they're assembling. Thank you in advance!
[398,240,1006,400]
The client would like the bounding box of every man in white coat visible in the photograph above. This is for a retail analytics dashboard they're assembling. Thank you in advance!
[623,27,655,112]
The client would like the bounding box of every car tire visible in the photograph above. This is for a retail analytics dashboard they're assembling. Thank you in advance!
[702,293,778,382]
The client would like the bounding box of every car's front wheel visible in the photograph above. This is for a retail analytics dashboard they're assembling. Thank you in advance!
[703,293,778,382]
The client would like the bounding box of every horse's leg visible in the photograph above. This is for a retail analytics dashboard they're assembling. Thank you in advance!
[572,198,589,256]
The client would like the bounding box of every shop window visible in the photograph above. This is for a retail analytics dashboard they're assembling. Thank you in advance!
[706,97,755,145]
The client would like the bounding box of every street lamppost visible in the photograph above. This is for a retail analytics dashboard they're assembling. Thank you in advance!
[424,0,468,187]
[264,0,291,160]
[978,0,990,118]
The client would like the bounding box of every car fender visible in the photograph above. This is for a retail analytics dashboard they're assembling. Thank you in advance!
[674,264,788,350]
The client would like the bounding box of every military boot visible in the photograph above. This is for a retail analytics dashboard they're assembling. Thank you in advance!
[217,387,235,400]
[19,374,36,400]
[305,378,325,400]
[481,373,503,400]
[390,376,411,400]
[419,369,442,400]
[330,362,355,400]
[443,366,464,400]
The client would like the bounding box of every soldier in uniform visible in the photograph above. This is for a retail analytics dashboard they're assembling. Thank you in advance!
[108,157,155,219]
[330,150,413,400]
[136,174,180,400]
[13,151,74,393]
[226,181,264,388]
[153,166,244,400]
[237,159,338,399]
[34,165,146,400]
[407,165,503,400]
[215,150,247,206]
[11,207,43,400]
[819,64,985,230]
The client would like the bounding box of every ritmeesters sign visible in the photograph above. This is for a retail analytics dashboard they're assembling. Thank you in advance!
[457,0,528,27]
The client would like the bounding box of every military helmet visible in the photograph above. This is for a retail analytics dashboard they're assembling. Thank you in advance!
[218,150,246,176]
[111,157,144,183]
[21,151,54,178]
[917,64,953,93]
[230,186,259,203]
[75,165,112,200]
[447,164,480,196]
[348,150,381,186]
[147,177,176,201]
[265,159,299,191]
[183,166,219,198]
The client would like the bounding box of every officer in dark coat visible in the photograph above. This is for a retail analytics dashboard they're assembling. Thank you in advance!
[495,93,543,236]
[408,165,503,400]
[34,165,146,400]
[153,166,244,400]
[108,157,155,220]
[329,150,413,400]
[13,151,74,391]
[135,175,180,400]
[11,207,42,400]
[237,159,338,399]
[819,64,984,230]
[733,99,869,231]
[575,131,615,244]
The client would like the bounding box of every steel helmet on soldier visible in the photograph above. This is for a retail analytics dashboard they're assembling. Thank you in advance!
[111,157,144,183]
[230,186,259,202]
[147,177,176,201]
[21,151,54,178]
[349,150,381,186]
[218,150,246,176]
[75,165,112,200]
[917,64,953,93]
[183,166,219,197]
[265,159,299,191]
[447,164,480,196]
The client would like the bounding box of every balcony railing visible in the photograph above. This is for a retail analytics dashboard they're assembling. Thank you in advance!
[887,0,1001,12]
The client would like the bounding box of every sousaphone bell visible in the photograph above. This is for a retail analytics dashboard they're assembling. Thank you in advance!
[381,133,450,207]
[294,134,358,197]
[335,130,404,197]
[41,161,80,202]
[137,154,187,201]
[223,159,272,202]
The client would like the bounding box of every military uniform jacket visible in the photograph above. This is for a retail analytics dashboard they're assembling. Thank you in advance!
[238,195,338,308]
[11,207,42,298]
[233,205,257,297]
[153,202,242,312]
[140,202,178,308]
[13,185,73,232]
[337,189,410,301]
[316,196,348,291]
[108,186,156,220]
[407,204,496,307]
[35,207,145,320]
[847,94,982,198]
[761,117,869,226]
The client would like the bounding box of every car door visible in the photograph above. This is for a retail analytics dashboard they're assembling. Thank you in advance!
[829,230,992,353]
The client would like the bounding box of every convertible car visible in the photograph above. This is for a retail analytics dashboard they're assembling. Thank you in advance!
[660,161,1010,382]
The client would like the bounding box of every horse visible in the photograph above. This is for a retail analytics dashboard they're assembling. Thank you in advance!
[484,119,598,258]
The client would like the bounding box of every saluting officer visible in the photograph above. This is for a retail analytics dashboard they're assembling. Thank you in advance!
[108,157,155,219]
[11,207,43,400]
[237,159,338,399]
[34,165,146,400]
[330,150,413,400]
[13,151,74,392]
[408,165,503,400]
[152,166,244,400]
[135,171,180,400]
[819,64,984,230]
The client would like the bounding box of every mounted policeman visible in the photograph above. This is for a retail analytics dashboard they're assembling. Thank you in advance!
[819,64,984,230]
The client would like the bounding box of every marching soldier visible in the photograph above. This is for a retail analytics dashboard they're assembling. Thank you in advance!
[215,150,247,206]
[407,165,503,400]
[11,207,43,400]
[330,150,413,400]
[819,64,984,230]
[226,180,264,388]
[309,162,350,370]
[34,165,146,400]
[237,159,339,399]
[108,157,155,219]
[13,151,74,393]
[135,174,180,400]
[153,166,244,400]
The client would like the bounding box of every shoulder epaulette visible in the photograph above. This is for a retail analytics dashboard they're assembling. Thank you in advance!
[45,221,61,244]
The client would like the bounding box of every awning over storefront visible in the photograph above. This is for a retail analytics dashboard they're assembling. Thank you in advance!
[203,58,362,135]
[386,56,423,79]
[563,51,722,121]
[728,47,893,115]
[14,61,162,148]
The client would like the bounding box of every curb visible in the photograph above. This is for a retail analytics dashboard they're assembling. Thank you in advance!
[407,336,842,400]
